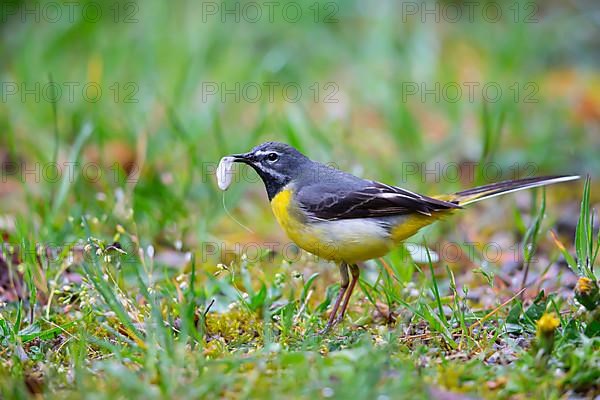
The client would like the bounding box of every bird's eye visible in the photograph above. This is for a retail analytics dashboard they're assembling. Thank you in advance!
[266,152,279,163]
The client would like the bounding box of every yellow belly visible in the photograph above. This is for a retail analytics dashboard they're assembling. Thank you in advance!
[270,189,438,263]
[390,214,439,242]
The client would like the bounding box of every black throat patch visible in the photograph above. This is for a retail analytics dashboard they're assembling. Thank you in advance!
[251,165,291,201]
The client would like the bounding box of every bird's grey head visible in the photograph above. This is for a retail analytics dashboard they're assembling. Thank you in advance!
[229,142,311,200]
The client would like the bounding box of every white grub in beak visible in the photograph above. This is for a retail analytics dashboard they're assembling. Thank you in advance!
[216,156,235,190]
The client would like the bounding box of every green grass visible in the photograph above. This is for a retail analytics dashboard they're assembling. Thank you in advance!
[1,0,600,398]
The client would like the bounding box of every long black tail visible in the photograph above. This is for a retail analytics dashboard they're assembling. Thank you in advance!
[445,175,579,206]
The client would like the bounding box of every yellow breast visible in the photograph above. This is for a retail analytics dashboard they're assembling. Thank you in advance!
[271,188,324,256]
[270,188,301,234]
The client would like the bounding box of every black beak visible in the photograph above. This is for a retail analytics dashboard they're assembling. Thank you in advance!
[231,152,254,165]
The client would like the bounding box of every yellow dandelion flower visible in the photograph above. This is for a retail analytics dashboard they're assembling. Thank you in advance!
[537,313,560,337]
[575,277,599,311]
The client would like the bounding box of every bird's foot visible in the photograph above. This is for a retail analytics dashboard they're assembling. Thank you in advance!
[317,320,338,335]
[333,314,345,326]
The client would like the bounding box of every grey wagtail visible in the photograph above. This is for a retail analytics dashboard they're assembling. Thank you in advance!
[218,142,578,331]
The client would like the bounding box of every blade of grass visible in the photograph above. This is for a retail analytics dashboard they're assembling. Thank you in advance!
[51,122,93,217]
[521,188,546,292]
[424,239,445,324]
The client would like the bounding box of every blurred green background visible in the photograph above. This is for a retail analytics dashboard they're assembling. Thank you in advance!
[1,0,598,247]
[1,1,600,398]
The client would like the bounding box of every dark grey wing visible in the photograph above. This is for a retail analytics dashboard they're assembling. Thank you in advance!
[295,180,461,221]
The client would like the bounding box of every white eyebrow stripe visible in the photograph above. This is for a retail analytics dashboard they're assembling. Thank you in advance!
[254,150,281,157]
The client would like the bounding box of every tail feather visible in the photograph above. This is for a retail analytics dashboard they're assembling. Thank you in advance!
[444,175,580,206]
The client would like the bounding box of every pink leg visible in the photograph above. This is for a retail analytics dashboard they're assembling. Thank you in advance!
[335,264,360,325]
[319,263,349,333]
